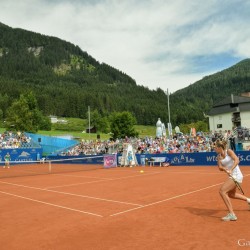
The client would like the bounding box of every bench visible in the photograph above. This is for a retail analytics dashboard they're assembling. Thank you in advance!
[147,157,169,167]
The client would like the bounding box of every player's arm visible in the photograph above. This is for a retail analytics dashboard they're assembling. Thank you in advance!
[226,149,239,174]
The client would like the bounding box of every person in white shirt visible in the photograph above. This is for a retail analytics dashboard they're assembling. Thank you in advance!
[214,139,250,221]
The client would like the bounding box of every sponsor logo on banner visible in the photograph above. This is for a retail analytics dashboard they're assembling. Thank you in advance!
[104,154,117,168]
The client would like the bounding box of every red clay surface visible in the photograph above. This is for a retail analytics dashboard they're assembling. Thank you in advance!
[1,165,250,250]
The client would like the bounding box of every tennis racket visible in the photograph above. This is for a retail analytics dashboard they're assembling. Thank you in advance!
[228,173,244,195]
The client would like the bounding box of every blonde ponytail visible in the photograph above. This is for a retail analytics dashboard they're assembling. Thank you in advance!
[215,139,227,150]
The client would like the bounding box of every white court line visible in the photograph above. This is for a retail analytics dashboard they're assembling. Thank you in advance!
[46,171,161,189]
[0,180,143,207]
[0,190,103,217]
[51,173,113,180]
[0,169,49,175]
[166,172,224,175]
[110,173,250,217]
[46,179,109,189]
[109,182,224,217]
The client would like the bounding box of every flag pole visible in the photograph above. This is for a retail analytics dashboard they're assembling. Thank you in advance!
[88,106,90,138]
[167,89,170,125]
[166,89,171,139]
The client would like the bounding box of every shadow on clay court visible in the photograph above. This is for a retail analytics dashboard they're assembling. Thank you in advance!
[177,207,222,218]
[178,206,249,219]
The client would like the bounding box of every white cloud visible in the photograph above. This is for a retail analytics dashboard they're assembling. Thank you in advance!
[0,0,249,93]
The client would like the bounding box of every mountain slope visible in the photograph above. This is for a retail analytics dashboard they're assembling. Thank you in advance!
[0,22,250,126]
[0,22,168,125]
[170,59,250,124]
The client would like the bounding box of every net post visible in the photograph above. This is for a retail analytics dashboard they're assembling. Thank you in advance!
[49,161,52,173]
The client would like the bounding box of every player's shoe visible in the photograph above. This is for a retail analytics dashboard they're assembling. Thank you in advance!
[221,213,237,221]
[247,198,250,209]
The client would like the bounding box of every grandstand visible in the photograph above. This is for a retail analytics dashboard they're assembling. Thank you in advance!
[0,131,42,163]
[1,129,250,168]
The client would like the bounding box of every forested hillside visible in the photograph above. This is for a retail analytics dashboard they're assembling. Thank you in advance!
[170,59,250,125]
[0,22,250,126]
[0,22,168,125]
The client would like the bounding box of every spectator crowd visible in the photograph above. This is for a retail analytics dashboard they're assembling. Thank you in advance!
[1,129,249,154]
[60,129,247,156]
[0,131,32,149]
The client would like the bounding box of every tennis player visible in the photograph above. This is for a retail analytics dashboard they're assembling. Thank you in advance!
[4,152,11,168]
[214,139,250,221]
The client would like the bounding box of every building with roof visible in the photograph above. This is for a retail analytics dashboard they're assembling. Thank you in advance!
[207,93,250,132]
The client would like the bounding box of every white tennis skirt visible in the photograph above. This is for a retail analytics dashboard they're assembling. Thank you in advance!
[230,175,243,183]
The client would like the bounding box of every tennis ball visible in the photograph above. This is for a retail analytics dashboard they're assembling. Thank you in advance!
[140,170,144,173]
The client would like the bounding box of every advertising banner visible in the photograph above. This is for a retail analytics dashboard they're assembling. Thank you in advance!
[104,154,117,168]
[0,148,43,164]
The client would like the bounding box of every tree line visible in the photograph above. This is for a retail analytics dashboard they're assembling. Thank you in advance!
[4,91,139,138]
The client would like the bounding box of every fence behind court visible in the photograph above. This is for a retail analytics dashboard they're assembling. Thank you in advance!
[26,133,79,155]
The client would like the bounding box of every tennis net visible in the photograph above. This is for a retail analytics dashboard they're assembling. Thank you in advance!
[0,155,104,179]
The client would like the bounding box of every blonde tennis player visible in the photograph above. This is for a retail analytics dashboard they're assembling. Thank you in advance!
[214,139,250,221]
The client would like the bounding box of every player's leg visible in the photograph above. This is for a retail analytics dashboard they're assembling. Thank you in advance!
[219,178,237,221]
[228,189,247,201]
[228,182,250,208]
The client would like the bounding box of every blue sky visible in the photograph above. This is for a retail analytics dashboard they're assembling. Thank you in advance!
[0,0,250,93]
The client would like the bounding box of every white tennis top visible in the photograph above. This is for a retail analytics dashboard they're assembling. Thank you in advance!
[220,150,243,182]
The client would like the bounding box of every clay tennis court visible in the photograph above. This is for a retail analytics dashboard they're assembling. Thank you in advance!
[1,164,250,250]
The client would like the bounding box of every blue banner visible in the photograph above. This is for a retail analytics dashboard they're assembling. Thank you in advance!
[140,155,146,166]
[0,148,43,164]
[45,151,250,167]
[133,151,250,166]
